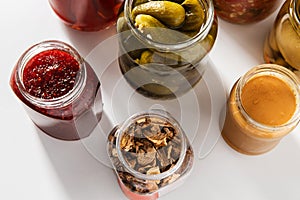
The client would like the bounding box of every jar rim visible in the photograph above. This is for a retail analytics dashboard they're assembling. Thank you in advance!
[15,40,86,109]
[236,64,300,136]
[115,109,187,181]
[124,0,215,51]
[289,0,300,34]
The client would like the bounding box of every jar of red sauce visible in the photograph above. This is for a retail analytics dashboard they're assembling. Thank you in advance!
[48,0,122,31]
[213,0,282,24]
[10,40,103,140]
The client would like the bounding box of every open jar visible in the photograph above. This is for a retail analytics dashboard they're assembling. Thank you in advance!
[213,0,282,24]
[48,0,122,31]
[10,40,103,140]
[264,0,300,78]
[107,110,194,199]
[117,0,218,99]
[222,64,300,155]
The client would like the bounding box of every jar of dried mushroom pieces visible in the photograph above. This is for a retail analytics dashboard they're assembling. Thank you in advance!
[117,0,218,99]
[107,110,194,199]
[263,0,300,79]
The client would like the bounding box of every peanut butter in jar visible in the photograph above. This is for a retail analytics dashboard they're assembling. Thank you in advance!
[222,64,300,155]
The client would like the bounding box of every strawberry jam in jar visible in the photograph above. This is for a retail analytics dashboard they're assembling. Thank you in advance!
[10,40,103,140]
[48,0,122,31]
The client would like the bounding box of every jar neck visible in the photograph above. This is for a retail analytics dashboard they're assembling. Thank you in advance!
[15,40,86,109]
[116,110,187,181]
[124,0,215,52]
[236,64,300,133]
[289,0,300,35]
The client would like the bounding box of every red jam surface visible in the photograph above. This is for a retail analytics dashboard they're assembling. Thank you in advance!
[23,49,80,99]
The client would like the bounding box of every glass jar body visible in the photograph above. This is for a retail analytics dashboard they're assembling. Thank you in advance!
[213,0,281,24]
[264,0,300,78]
[117,0,218,99]
[222,64,300,155]
[48,0,122,31]
[10,41,103,140]
[107,110,194,200]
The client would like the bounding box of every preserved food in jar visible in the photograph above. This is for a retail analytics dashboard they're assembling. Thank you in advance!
[222,64,300,155]
[213,0,281,24]
[264,0,300,78]
[107,110,194,200]
[48,0,122,31]
[117,0,218,99]
[10,40,103,140]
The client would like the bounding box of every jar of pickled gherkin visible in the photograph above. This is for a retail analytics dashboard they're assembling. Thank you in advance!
[117,0,218,99]
[264,0,300,78]
[213,0,282,24]
[107,110,194,200]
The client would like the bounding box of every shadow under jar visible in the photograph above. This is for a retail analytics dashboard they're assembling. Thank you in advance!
[213,0,281,24]
[48,0,122,31]
[264,0,300,78]
[10,41,103,140]
[107,110,194,200]
[117,0,218,99]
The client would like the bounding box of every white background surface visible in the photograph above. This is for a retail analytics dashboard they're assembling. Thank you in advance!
[1,0,300,200]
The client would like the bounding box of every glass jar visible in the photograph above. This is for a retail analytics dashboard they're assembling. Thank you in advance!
[107,110,194,200]
[10,40,103,140]
[222,64,300,155]
[264,0,300,78]
[117,0,218,99]
[213,0,281,24]
[48,0,122,31]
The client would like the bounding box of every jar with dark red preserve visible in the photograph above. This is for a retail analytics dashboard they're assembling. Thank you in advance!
[213,0,282,24]
[10,40,103,140]
[48,0,122,31]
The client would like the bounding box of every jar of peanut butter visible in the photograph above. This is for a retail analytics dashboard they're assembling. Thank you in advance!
[222,64,300,155]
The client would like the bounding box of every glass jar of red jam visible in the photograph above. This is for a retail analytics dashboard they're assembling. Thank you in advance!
[213,0,282,24]
[10,40,103,140]
[48,0,122,31]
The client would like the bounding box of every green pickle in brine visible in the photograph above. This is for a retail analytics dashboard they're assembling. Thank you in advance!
[117,0,218,99]
[264,0,300,78]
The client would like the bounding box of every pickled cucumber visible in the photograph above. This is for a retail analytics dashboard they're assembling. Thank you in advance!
[137,50,184,66]
[135,14,166,29]
[180,0,205,31]
[135,14,191,44]
[132,1,186,28]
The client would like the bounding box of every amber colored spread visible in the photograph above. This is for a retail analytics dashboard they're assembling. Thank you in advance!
[222,71,299,155]
[241,75,296,126]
